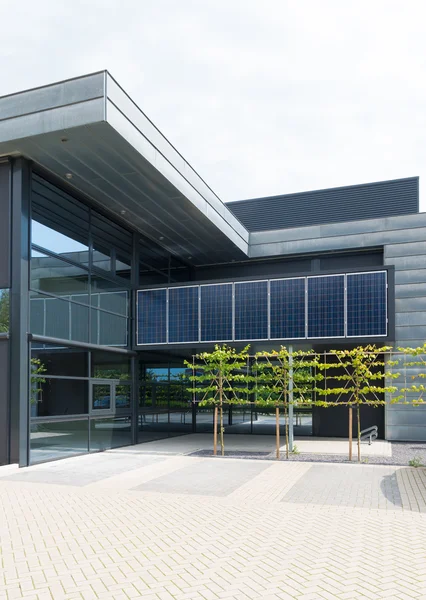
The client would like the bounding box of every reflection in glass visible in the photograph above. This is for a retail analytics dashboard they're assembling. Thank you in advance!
[32,378,89,417]
[91,351,131,381]
[90,417,132,451]
[91,384,112,411]
[0,289,9,333]
[31,252,89,298]
[30,419,89,464]
[31,344,88,378]
[115,384,131,409]
[31,220,89,257]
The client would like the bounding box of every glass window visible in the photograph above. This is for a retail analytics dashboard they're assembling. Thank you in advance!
[91,309,127,347]
[31,343,89,378]
[90,417,131,451]
[91,351,131,382]
[30,293,90,343]
[0,289,9,333]
[91,274,129,316]
[31,252,89,299]
[145,367,169,381]
[32,220,89,257]
[31,378,89,417]
[30,419,89,463]
[32,174,89,264]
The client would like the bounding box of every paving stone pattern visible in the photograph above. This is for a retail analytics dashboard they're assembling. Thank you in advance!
[0,452,426,600]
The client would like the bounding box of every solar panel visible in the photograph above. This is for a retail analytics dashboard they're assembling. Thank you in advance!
[137,289,167,344]
[168,286,199,343]
[200,284,233,342]
[270,278,306,339]
[235,281,268,340]
[347,271,387,336]
[308,275,345,338]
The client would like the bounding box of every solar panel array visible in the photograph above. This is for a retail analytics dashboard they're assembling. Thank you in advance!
[201,284,233,342]
[168,287,199,343]
[137,288,167,344]
[270,278,306,339]
[347,272,387,336]
[235,281,268,340]
[137,271,387,345]
[308,275,345,338]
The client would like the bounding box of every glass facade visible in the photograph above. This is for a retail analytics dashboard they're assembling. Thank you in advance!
[29,175,134,464]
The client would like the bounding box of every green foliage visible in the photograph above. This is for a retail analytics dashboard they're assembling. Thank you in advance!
[0,290,9,333]
[184,344,250,407]
[408,457,424,468]
[185,345,250,455]
[30,358,47,405]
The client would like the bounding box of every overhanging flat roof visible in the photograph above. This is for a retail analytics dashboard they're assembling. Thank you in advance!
[0,71,249,264]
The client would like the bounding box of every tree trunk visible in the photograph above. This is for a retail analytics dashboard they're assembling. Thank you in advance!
[219,372,224,456]
[349,406,353,461]
[220,403,224,456]
[276,406,280,460]
[285,402,289,459]
[357,404,361,463]
[213,406,218,456]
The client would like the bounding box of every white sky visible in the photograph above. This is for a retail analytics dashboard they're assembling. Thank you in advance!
[1,0,425,211]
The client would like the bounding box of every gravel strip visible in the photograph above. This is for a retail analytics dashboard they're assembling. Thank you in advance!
[189,442,426,466]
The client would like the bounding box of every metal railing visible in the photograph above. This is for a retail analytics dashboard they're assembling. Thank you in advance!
[360,425,378,445]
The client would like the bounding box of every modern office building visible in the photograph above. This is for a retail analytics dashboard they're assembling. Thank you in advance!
[0,71,425,467]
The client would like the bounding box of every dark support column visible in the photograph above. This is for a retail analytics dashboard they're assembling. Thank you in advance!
[130,232,139,444]
[0,161,11,465]
[10,159,31,467]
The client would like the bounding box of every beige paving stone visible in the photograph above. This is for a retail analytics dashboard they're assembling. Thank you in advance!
[1,456,426,600]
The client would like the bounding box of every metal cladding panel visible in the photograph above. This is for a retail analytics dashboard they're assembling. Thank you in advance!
[0,340,9,465]
[0,162,10,288]
[227,177,419,232]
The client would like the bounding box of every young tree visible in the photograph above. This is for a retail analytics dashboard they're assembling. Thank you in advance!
[254,347,319,459]
[323,345,397,462]
[185,345,250,456]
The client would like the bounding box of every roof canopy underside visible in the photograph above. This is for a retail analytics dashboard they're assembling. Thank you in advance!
[0,71,248,264]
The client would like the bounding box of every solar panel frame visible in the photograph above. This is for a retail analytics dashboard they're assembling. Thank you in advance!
[136,268,389,345]
[307,274,346,339]
[269,277,306,340]
[234,280,269,341]
[346,270,388,337]
[136,288,168,345]
[168,285,200,344]
[200,282,234,342]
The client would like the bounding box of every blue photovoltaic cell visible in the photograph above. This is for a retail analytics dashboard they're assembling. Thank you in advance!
[347,272,387,336]
[270,278,306,339]
[235,281,268,340]
[137,289,167,344]
[308,275,345,338]
[169,286,199,343]
[201,284,233,342]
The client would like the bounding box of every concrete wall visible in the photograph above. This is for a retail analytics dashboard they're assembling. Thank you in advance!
[250,212,426,441]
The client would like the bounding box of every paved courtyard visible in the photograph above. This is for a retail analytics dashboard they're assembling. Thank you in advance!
[1,448,426,600]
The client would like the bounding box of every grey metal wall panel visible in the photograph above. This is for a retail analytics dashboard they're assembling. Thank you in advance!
[394,269,426,285]
[395,297,426,312]
[385,241,426,258]
[386,425,426,441]
[395,313,426,326]
[395,283,426,298]
[388,256,426,270]
[227,177,419,232]
[0,162,11,288]
[0,340,10,465]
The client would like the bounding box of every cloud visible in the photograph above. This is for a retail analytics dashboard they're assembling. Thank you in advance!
[0,0,425,210]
